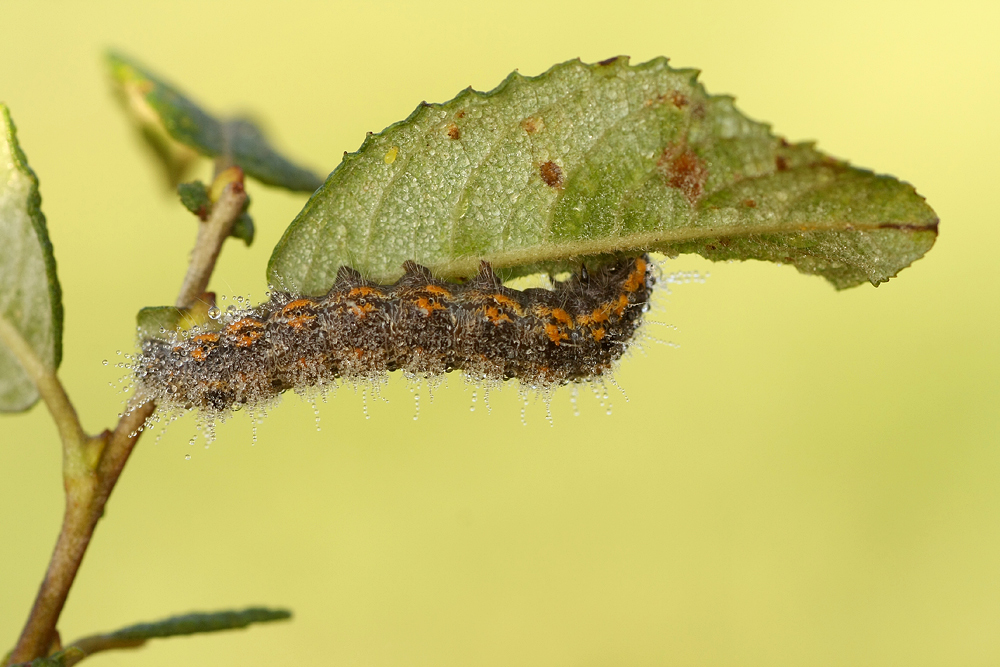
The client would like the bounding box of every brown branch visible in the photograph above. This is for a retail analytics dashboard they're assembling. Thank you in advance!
[5,172,248,666]
[176,175,247,309]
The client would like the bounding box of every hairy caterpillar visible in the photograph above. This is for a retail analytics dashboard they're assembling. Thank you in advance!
[133,255,654,414]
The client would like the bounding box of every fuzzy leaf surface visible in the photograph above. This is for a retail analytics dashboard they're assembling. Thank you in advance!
[0,105,63,412]
[268,56,937,295]
[107,52,324,192]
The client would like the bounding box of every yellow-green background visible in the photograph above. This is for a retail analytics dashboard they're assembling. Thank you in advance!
[2,1,998,664]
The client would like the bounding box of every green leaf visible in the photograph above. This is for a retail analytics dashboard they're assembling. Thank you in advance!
[177,180,211,219]
[231,211,255,246]
[106,51,324,192]
[77,607,291,644]
[136,306,188,341]
[0,104,63,412]
[41,608,292,666]
[177,181,254,245]
[268,56,937,295]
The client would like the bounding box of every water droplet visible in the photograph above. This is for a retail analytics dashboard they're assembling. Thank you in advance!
[185,454,191,460]
[102,359,108,366]
[208,306,221,320]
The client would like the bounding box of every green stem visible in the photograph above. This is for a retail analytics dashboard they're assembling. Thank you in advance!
[0,318,87,463]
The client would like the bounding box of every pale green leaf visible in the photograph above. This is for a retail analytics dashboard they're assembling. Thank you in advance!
[106,51,324,192]
[268,56,937,295]
[0,104,63,412]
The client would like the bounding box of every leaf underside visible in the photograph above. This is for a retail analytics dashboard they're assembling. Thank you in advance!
[106,51,325,192]
[268,56,937,296]
[0,104,63,412]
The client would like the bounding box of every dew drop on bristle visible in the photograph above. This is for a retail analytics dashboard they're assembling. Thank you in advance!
[185,453,191,460]
[208,306,221,320]
[570,385,580,417]
[608,375,629,403]
[310,399,321,432]
[102,359,108,366]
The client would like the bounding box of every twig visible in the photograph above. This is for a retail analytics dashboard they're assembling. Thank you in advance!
[5,172,248,666]
[176,175,247,309]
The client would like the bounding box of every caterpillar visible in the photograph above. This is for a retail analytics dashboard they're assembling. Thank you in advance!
[133,255,655,415]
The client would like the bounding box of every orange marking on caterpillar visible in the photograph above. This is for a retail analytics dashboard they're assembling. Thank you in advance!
[226,318,264,347]
[622,258,648,293]
[415,296,446,315]
[481,306,513,325]
[490,293,524,315]
[424,285,453,298]
[577,307,611,326]
[348,286,380,298]
[280,299,318,328]
[349,302,375,318]
[550,308,574,328]
[189,347,208,361]
[545,323,569,345]
[612,294,630,316]
[281,298,315,313]
[592,327,606,342]
[192,333,220,344]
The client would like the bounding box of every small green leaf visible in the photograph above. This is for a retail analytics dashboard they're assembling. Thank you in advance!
[176,180,254,245]
[231,211,255,247]
[177,180,211,219]
[79,607,291,643]
[268,56,937,295]
[48,608,291,666]
[107,51,324,192]
[136,306,187,341]
[0,104,63,412]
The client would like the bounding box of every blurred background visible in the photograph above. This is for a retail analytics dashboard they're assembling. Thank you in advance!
[1,1,998,665]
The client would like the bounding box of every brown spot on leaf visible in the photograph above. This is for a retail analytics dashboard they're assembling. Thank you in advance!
[455,109,466,119]
[521,116,543,134]
[598,56,620,66]
[775,155,789,171]
[743,199,757,208]
[659,143,708,204]
[447,123,461,140]
[669,91,688,108]
[539,161,564,188]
